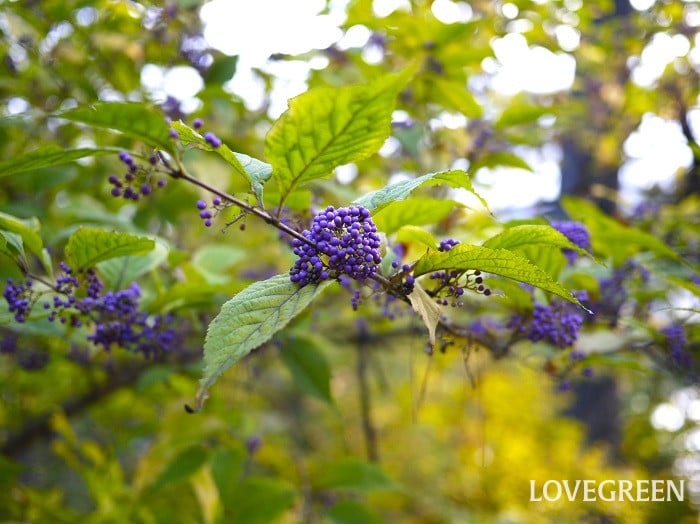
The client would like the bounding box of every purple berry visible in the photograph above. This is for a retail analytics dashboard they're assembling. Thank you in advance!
[204,132,222,148]
[212,197,222,206]
[196,200,207,210]
[193,118,203,129]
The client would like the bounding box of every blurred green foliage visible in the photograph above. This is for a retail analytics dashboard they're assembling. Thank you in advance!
[0,1,699,523]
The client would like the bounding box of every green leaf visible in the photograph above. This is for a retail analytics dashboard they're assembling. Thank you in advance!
[205,55,238,84]
[225,477,296,524]
[147,446,208,494]
[194,274,330,411]
[211,448,247,501]
[395,225,438,249]
[266,68,414,206]
[413,244,587,308]
[316,459,399,492]
[192,244,246,285]
[495,104,551,128]
[433,77,483,118]
[471,151,533,172]
[372,197,461,235]
[325,500,382,524]
[171,121,271,202]
[97,239,169,289]
[56,102,175,153]
[354,169,486,211]
[562,197,687,266]
[483,225,588,256]
[0,211,43,258]
[65,228,155,269]
[280,337,333,403]
[0,146,121,178]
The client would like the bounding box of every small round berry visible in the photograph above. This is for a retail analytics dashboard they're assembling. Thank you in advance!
[157,179,166,188]
[169,128,179,139]
[204,132,222,148]
[111,187,122,197]
[204,219,212,227]
[108,175,119,184]
[196,200,207,210]
[140,184,152,196]
[212,197,222,206]
[193,118,203,129]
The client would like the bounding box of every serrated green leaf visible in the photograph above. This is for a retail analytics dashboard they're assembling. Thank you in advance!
[171,121,271,203]
[495,104,551,128]
[0,146,121,178]
[325,500,382,524]
[316,459,398,492]
[483,225,589,256]
[65,228,155,269]
[0,211,43,258]
[413,244,586,308]
[195,274,330,410]
[562,196,687,266]
[354,169,486,211]
[433,77,483,118]
[372,197,461,235]
[57,102,175,153]
[471,151,533,172]
[267,68,414,206]
[280,337,333,403]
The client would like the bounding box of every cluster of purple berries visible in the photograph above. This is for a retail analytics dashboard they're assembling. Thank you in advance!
[511,291,589,349]
[551,220,591,263]
[438,238,461,252]
[428,238,490,306]
[76,282,176,358]
[4,278,34,322]
[3,264,176,358]
[108,151,167,201]
[196,197,223,227]
[390,261,416,294]
[596,260,649,325]
[289,205,381,287]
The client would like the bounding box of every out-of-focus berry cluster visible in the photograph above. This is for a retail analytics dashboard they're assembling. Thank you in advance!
[510,291,589,349]
[108,151,167,201]
[595,260,649,325]
[3,264,176,358]
[289,205,381,287]
[551,220,590,264]
[662,323,691,368]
